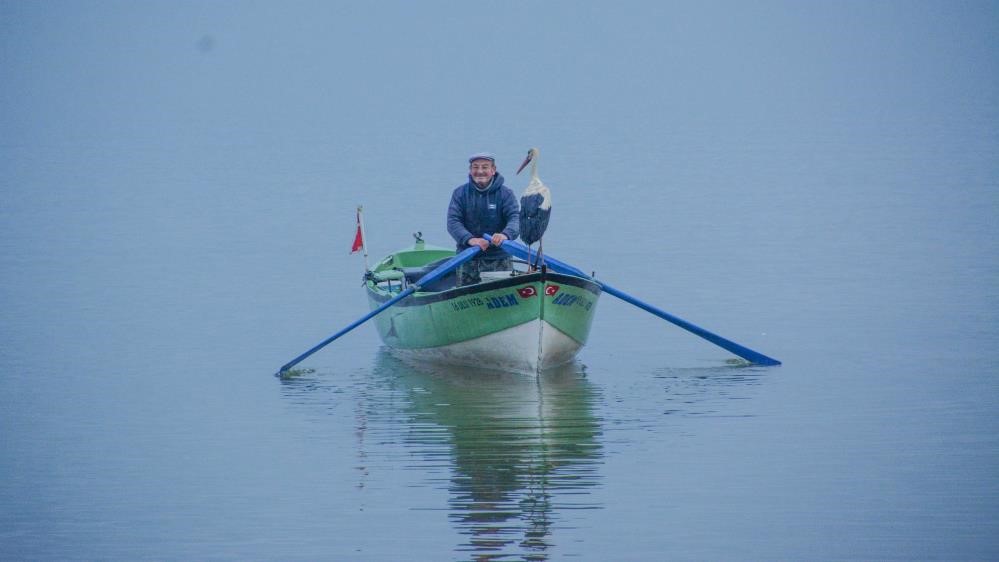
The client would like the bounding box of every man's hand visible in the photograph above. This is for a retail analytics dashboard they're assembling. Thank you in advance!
[490,233,508,246]
[468,237,490,251]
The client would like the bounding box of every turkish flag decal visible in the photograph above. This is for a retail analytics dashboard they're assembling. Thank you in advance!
[517,286,537,298]
[545,285,560,296]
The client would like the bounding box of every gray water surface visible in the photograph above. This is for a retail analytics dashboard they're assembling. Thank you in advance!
[2,2,997,560]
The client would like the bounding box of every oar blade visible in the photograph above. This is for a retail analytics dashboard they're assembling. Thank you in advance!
[498,238,780,366]
[599,283,781,366]
[275,245,482,377]
[276,287,415,377]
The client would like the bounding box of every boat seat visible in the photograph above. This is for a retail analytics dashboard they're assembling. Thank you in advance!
[399,257,456,291]
[370,269,405,282]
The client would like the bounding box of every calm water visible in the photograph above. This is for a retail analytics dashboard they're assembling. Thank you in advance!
[2,2,998,560]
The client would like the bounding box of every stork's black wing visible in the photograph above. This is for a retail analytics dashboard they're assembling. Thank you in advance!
[519,193,551,246]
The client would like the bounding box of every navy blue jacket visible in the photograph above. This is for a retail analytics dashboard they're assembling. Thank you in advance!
[446,173,520,259]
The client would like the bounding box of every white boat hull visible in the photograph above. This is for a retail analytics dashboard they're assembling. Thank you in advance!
[388,318,581,376]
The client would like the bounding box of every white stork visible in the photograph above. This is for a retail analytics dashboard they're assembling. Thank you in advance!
[516,148,552,268]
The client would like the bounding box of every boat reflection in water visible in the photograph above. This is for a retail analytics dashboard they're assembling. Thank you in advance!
[280,350,604,559]
[384,354,603,557]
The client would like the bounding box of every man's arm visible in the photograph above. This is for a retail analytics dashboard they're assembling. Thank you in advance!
[446,188,473,246]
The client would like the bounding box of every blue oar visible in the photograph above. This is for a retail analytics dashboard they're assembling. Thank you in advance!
[275,246,482,377]
[495,237,781,366]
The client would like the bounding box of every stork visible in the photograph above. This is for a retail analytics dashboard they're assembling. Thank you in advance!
[516,147,552,270]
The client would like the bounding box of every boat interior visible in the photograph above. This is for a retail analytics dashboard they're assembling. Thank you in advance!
[369,256,534,294]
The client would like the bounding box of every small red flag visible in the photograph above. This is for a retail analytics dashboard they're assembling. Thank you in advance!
[350,210,363,253]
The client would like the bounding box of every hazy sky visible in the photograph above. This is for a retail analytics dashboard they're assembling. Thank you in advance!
[2,0,996,153]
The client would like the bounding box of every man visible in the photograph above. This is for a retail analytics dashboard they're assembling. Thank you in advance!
[447,152,520,286]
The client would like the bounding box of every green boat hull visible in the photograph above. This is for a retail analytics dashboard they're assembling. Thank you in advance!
[365,244,601,374]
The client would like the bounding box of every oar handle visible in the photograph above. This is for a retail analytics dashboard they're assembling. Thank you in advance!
[413,245,481,288]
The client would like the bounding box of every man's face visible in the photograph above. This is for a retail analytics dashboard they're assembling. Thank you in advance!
[469,159,496,187]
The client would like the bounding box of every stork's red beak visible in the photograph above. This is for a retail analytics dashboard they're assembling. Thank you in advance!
[516,152,532,175]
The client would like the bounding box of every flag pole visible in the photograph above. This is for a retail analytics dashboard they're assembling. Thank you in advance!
[356,205,370,272]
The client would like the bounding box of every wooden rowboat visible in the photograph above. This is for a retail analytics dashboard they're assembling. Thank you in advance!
[365,238,601,375]
[275,231,779,378]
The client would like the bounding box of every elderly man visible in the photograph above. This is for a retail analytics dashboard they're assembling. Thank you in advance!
[446,152,520,286]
